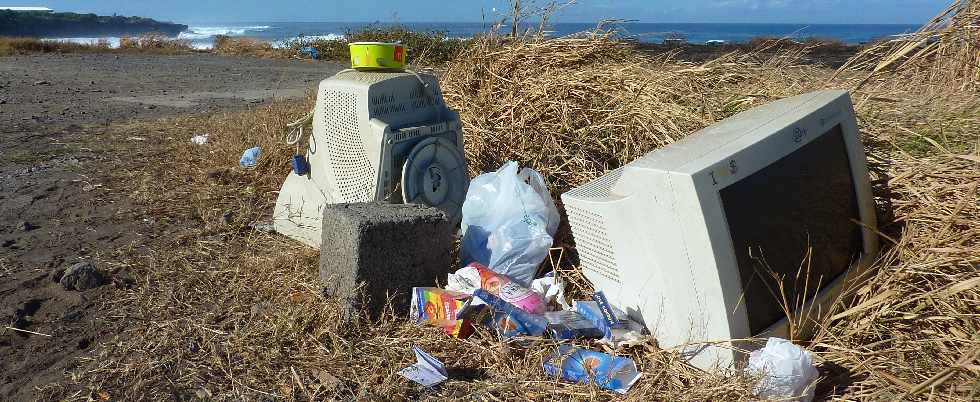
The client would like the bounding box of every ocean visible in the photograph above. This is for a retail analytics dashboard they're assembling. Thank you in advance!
[49,21,922,49]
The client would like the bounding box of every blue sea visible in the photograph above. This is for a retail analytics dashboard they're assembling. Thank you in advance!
[51,22,922,49]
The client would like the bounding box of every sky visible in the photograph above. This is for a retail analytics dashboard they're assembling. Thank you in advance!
[24,1,951,24]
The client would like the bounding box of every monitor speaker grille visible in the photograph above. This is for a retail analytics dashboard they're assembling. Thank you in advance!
[566,206,621,284]
[322,89,374,202]
[565,167,624,199]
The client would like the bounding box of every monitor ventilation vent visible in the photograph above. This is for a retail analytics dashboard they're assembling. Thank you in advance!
[322,89,374,202]
[565,167,624,199]
[566,206,621,284]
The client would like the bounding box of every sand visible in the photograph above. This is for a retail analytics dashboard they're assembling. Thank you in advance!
[0,52,344,400]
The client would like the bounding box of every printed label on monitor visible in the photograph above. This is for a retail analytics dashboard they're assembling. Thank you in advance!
[719,124,864,334]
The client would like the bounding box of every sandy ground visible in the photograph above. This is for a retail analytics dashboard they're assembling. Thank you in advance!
[0,52,343,401]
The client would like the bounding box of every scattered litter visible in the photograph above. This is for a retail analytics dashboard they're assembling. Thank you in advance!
[460,161,560,286]
[531,273,569,310]
[299,46,320,60]
[410,287,478,338]
[398,346,448,387]
[81,183,102,192]
[127,136,147,141]
[239,146,262,168]
[190,133,209,145]
[543,345,642,394]
[574,298,647,347]
[542,310,603,339]
[446,262,546,313]
[248,221,276,233]
[746,337,819,402]
[475,288,547,337]
[291,154,310,175]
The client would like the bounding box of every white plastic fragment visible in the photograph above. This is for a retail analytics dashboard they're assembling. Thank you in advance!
[191,133,209,145]
[398,346,448,387]
[746,337,820,402]
[531,274,570,310]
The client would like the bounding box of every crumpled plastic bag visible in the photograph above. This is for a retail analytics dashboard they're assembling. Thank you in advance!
[746,337,819,402]
[460,161,560,286]
[239,146,262,168]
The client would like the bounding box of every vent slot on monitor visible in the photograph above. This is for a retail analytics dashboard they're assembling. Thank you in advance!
[567,206,621,284]
[322,89,374,202]
[565,167,624,199]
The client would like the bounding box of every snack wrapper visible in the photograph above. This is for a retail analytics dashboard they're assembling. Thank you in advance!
[542,310,604,340]
[410,287,475,338]
[447,263,546,314]
[543,345,642,394]
[474,288,548,337]
[574,300,647,346]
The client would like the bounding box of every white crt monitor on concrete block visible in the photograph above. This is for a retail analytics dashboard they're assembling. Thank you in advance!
[561,90,879,369]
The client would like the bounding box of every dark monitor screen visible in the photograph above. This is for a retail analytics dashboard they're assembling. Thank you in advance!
[720,124,864,334]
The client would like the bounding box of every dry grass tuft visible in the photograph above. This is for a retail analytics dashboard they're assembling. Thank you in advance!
[441,30,824,195]
[837,0,980,91]
[59,28,979,402]
[213,35,290,58]
[118,33,193,52]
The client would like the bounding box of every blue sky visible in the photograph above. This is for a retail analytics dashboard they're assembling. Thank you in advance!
[29,1,949,24]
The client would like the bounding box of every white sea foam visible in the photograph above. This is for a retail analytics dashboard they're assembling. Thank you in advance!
[272,33,344,48]
[178,25,272,40]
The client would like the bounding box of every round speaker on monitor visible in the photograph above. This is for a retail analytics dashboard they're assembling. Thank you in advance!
[401,137,468,227]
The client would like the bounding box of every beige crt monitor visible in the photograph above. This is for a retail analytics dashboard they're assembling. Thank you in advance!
[562,90,879,370]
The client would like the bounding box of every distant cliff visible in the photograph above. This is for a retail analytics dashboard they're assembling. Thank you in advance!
[0,11,187,37]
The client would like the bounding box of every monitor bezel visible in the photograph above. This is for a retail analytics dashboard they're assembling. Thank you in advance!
[689,93,880,341]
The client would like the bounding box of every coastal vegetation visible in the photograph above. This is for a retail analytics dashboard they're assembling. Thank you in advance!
[0,34,194,56]
[0,10,186,37]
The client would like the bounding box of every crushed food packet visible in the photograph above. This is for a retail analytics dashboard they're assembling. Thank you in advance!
[531,273,570,310]
[398,346,448,387]
[747,337,819,402]
[574,300,647,346]
[446,263,546,314]
[542,310,603,340]
[409,287,476,338]
[474,288,547,337]
[543,345,642,394]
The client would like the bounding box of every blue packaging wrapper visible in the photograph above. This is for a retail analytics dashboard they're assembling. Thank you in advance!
[239,147,262,168]
[574,301,647,345]
[543,345,642,394]
[474,288,547,337]
[541,310,604,340]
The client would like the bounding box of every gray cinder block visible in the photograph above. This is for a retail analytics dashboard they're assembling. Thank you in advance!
[319,202,452,318]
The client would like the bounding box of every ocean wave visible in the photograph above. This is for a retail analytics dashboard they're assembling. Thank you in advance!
[178,25,272,40]
[272,34,344,48]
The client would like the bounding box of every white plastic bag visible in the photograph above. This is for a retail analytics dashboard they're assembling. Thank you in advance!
[747,337,820,402]
[460,161,560,286]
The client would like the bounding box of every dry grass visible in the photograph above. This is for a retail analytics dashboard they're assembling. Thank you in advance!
[51,27,979,402]
[118,33,192,52]
[837,0,980,91]
[0,34,194,57]
[0,36,109,56]
[213,35,290,58]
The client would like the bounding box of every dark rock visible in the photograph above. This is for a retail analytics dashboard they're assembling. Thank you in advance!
[49,266,65,283]
[0,98,6,104]
[59,261,107,291]
[33,80,50,86]
[18,221,35,231]
[221,211,235,225]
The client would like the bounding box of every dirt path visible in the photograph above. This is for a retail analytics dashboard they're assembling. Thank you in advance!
[0,52,343,401]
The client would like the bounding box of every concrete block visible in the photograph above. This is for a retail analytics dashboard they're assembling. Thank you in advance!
[319,202,452,318]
